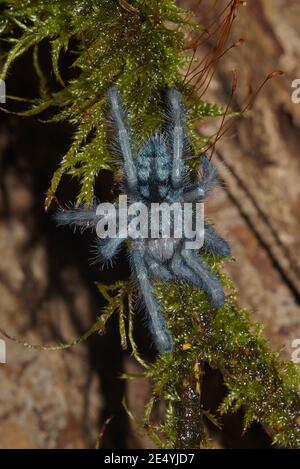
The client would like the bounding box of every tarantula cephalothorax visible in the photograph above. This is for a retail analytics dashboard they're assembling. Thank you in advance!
[55,85,230,354]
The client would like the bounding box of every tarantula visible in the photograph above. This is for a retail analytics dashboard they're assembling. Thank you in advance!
[55,85,230,354]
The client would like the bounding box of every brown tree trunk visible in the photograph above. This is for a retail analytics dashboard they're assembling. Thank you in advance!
[182,0,300,358]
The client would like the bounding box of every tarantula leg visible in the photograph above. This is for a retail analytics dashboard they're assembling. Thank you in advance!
[203,225,230,257]
[132,244,173,354]
[107,85,137,193]
[166,88,186,189]
[93,237,125,266]
[54,205,99,231]
[181,250,225,307]
[181,155,218,202]
[199,154,219,196]
[183,186,204,202]
[171,252,201,284]
[145,254,173,281]
[171,252,220,306]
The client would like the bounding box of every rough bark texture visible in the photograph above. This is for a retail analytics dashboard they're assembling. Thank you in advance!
[0,0,299,448]
[192,0,300,359]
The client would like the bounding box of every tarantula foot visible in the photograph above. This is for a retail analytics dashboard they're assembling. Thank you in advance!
[209,288,225,308]
[153,329,173,354]
[218,238,231,257]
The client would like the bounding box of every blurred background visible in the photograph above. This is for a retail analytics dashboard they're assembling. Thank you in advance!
[0,0,299,448]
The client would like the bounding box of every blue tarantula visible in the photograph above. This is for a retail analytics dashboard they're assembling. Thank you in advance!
[55,85,230,354]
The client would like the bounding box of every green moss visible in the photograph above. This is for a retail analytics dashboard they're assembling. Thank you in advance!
[1,0,300,449]
[101,272,300,448]
[0,0,219,206]
[149,269,300,448]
